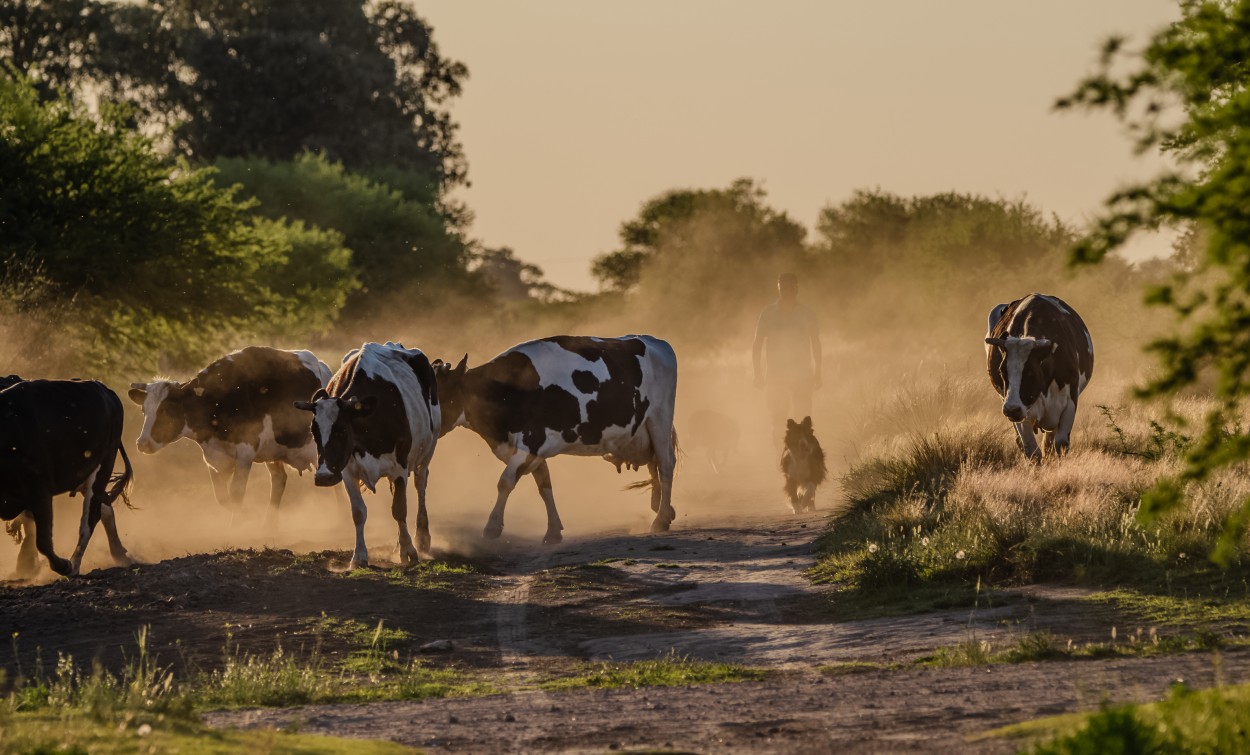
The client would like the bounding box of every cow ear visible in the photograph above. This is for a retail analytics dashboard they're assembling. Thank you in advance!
[127,385,147,405]
[293,400,315,412]
[351,395,377,417]
[455,354,468,374]
[431,358,444,369]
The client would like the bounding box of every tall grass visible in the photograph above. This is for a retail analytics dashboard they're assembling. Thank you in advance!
[816,385,1250,601]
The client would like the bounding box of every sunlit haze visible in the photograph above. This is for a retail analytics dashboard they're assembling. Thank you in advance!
[419,0,1180,290]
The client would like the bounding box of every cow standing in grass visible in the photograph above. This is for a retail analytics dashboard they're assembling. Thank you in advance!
[128,347,333,523]
[1,379,134,577]
[432,335,679,544]
[985,293,1094,460]
[295,342,441,568]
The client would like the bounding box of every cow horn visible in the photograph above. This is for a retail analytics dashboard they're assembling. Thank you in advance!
[1034,338,1052,349]
[455,354,468,372]
[130,382,147,390]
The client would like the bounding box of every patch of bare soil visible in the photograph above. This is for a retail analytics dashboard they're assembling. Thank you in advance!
[3,480,1243,752]
[208,649,1250,753]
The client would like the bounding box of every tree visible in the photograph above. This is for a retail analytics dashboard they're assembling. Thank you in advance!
[591,179,807,293]
[213,153,467,307]
[1,0,468,186]
[1059,0,1250,561]
[0,73,357,371]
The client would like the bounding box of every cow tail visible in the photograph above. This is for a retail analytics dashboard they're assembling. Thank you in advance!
[105,444,136,510]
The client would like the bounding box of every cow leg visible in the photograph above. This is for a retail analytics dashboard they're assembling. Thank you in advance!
[651,429,677,533]
[69,468,102,576]
[344,479,370,569]
[207,460,237,511]
[391,475,419,565]
[99,504,133,567]
[228,452,255,507]
[1042,430,1057,458]
[1014,421,1041,462]
[647,461,662,513]
[264,462,288,527]
[30,498,71,577]
[413,465,431,556]
[484,455,526,540]
[15,512,38,578]
[1054,401,1078,457]
[532,460,564,545]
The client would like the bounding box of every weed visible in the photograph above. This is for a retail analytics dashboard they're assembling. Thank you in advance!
[540,652,766,691]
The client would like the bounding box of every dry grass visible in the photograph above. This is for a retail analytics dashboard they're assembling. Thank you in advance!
[815,382,1250,601]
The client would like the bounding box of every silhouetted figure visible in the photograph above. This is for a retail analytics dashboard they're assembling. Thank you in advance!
[753,273,822,444]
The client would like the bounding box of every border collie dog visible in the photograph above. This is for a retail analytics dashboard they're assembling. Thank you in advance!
[781,416,826,513]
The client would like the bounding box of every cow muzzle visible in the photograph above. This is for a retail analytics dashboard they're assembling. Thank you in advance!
[1003,404,1027,423]
[314,469,343,487]
[136,437,159,455]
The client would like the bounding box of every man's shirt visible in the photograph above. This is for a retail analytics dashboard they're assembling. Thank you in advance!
[756,302,818,381]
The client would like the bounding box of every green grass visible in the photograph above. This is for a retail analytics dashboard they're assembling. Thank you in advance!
[816,661,900,676]
[0,713,417,754]
[1084,584,1250,628]
[917,630,1235,669]
[539,653,767,691]
[989,681,1250,753]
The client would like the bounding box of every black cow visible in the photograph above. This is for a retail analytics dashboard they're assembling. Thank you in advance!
[0,379,134,576]
[128,347,332,523]
[985,293,1094,459]
[432,335,679,544]
[295,342,441,568]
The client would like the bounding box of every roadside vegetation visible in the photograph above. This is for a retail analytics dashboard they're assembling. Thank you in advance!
[539,652,766,691]
[815,377,1250,632]
[994,680,1250,754]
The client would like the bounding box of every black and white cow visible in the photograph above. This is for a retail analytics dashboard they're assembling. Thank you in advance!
[985,293,1094,459]
[128,347,333,522]
[432,335,679,544]
[0,379,134,576]
[295,342,441,568]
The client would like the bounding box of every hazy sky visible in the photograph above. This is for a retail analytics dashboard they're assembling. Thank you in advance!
[418,1,1180,291]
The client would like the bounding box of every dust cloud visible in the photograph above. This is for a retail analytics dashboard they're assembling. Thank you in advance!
[0,232,1175,578]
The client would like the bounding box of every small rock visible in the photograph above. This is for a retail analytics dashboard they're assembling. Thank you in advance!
[448,715,459,724]
[549,704,561,712]
[609,744,622,751]
[419,639,454,653]
[768,726,782,734]
[504,713,516,722]
[801,524,808,529]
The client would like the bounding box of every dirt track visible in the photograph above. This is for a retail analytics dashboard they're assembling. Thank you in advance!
[4,476,1247,753]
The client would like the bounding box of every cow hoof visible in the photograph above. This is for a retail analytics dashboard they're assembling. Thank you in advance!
[49,557,73,577]
[650,520,670,534]
[543,531,563,545]
[348,558,369,570]
[483,522,504,540]
[112,553,135,568]
[417,534,431,555]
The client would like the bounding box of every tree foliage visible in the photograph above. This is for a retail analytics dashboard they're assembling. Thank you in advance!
[1059,0,1250,561]
[213,153,467,307]
[0,0,467,186]
[0,73,357,371]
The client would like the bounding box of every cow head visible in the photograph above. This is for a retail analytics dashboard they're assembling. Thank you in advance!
[128,381,190,453]
[294,389,377,486]
[430,355,469,437]
[984,336,1056,422]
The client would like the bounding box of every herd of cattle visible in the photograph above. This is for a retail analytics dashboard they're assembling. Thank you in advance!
[0,292,1093,580]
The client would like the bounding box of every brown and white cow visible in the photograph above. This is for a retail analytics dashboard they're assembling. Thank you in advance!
[985,293,1094,459]
[432,335,679,544]
[128,347,332,523]
[295,342,441,568]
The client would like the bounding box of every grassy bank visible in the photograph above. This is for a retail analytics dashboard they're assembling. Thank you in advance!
[815,381,1250,628]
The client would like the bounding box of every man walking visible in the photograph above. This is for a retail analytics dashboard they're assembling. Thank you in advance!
[753,273,822,442]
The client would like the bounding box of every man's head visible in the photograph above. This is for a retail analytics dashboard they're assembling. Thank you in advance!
[777,273,798,304]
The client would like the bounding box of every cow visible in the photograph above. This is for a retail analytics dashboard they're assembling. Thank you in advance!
[294,342,441,569]
[128,347,333,523]
[985,293,1094,460]
[0,379,134,577]
[431,335,678,544]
